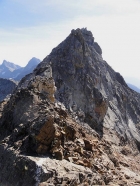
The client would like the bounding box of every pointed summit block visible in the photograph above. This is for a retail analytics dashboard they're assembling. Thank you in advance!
[34,28,140,148]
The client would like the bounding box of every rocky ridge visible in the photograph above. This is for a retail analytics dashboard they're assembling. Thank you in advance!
[0,28,140,185]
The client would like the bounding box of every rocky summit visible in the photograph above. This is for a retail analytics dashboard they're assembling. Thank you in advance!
[0,28,140,186]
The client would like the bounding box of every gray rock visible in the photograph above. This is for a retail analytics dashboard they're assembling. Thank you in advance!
[0,78,17,101]
[34,28,140,149]
[0,28,140,185]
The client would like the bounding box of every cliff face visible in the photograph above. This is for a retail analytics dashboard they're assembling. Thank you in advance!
[0,28,140,185]
[36,28,140,149]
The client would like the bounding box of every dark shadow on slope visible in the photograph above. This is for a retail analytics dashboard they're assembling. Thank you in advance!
[84,114,104,139]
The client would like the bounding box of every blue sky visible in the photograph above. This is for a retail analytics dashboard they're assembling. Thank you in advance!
[1,0,140,86]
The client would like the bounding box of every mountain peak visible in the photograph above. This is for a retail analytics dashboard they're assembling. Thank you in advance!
[27,57,41,66]
[2,59,8,64]
[51,28,102,59]
[0,28,140,185]
[71,28,93,37]
[39,28,140,147]
[2,60,21,70]
[0,58,41,80]
[70,28,102,55]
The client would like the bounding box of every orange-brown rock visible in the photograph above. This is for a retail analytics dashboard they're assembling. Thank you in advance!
[35,117,55,154]
[84,139,93,151]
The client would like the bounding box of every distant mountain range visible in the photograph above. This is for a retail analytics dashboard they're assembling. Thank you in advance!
[124,77,140,89]
[0,57,41,81]
[127,83,140,93]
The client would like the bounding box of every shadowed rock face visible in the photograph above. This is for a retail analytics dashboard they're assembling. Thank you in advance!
[0,28,140,185]
[35,28,140,147]
[0,78,17,101]
[35,29,108,128]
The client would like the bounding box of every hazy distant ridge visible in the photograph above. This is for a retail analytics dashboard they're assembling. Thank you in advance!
[0,57,41,81]
[127,83,140,93]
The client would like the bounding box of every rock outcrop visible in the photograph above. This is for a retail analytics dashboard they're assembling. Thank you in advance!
[0,28,140,185]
